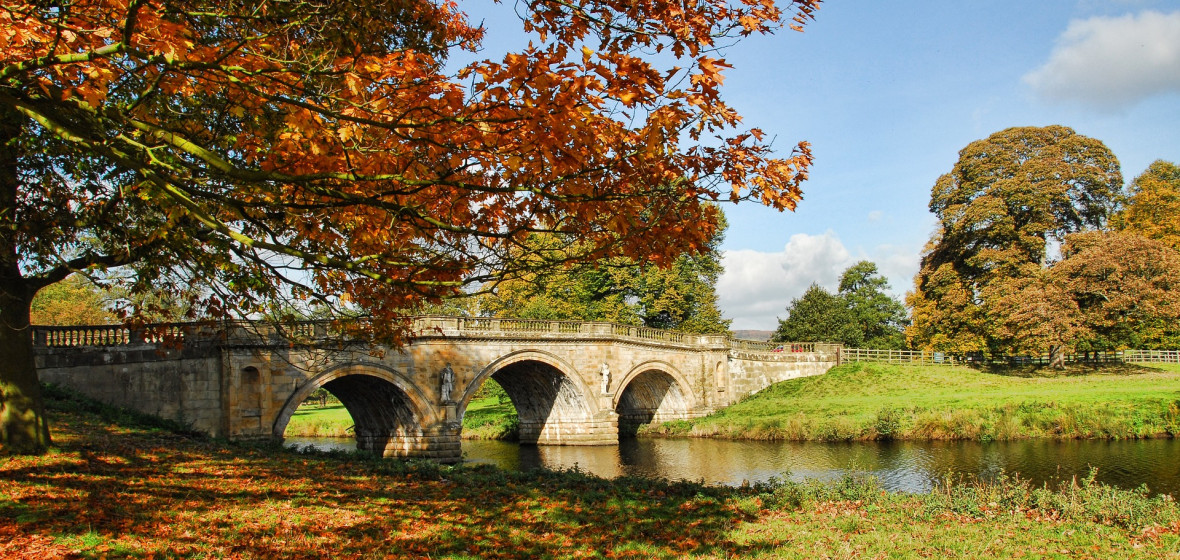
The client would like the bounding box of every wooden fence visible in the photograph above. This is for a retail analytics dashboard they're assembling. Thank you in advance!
[840,347,1176,366]
[1123,350,1180,363]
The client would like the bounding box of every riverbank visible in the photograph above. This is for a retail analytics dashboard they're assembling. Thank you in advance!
[644,362,1180,442]
[4,388,1180,559]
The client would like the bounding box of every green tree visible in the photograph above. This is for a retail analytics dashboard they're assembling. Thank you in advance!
[481,213,732,334]
[773,284,862,346]
[29,275,116,326]
[907,126,1123,353]
[0,1,819,453]
[1113,160,1180,250]
[837,261,908,349]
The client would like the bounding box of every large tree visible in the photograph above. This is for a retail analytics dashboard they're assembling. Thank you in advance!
[0,0,821,453]
[1053,231,1180,351]
[837,260,908,349]
[478,212,732,334]
[772,283,861,346]
[907,125,1123,353]
[772,261,907,348]
[1113,160,1180,250]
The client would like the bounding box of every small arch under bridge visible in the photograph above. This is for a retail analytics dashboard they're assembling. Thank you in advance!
[33,317,839,463]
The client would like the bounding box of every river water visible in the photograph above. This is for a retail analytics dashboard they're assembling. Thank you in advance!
[284,436,1180,497]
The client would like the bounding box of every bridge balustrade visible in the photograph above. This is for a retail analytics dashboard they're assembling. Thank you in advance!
[32,315,822,357]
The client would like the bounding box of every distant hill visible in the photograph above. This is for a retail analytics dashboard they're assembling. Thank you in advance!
[730,329,773,341]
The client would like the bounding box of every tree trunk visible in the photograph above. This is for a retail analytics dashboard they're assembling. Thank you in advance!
[0,104,51,454]
[0,273,50,454]
[1048,344,1066,370]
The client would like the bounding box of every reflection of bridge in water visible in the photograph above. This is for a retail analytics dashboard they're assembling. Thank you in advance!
[33,317,839,462]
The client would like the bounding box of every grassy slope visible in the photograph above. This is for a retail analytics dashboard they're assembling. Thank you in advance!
[285,396,519,439]
[645,362,1180,441]
[1,388,1178,559]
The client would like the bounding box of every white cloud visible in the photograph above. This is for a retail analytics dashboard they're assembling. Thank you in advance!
[1024,11,1180,110]
[719,232,853,331]
[867,210,884,222]
[718,233,923,331]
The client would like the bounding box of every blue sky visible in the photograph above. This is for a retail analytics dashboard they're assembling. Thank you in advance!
[462,1,1180,330]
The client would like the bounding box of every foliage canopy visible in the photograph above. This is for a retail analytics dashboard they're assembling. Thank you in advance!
[0,0,821,453]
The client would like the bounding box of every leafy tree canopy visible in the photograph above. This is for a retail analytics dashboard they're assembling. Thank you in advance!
[477,212,731,334]
[1113,160,1180,250]
[908,126,1123,354]
[837,261,908,349]
[772,283,861,346]
[773,261,907,348]
[0,0,820,453]
[30,274,116,326]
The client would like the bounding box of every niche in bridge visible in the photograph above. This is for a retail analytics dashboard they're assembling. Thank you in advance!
[477,360,591,445]
[281,374,419,452]
[615,370,688,437]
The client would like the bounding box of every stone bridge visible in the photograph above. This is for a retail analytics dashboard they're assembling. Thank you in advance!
[33,317,839,462]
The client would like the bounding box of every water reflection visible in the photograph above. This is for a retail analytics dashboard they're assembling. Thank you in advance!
[286,436,1180,497]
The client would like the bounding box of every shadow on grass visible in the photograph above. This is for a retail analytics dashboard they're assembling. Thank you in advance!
[976,362,1160,378]
[0,388,755,559]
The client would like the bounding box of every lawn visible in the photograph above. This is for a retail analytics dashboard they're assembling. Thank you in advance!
[285,389,519,440]
[2,387,1179,559]
[645,362,1180,442]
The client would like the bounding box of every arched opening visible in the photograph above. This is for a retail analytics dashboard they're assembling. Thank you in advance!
[275,369,426,456]
[463,358,595,445]
[461,377,520,441]
[615,369,689,437]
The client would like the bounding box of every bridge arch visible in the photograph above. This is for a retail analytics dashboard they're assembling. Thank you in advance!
[614,360,695,436]
[274,362,439,456]
[461,349,614,445]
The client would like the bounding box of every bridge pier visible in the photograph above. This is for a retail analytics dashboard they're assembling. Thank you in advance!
[357,424,463,463]
[520,410,619,446]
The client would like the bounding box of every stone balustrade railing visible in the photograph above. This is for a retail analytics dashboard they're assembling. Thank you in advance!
[31,316,823,356]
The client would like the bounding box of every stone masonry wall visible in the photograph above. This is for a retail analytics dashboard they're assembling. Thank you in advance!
[36,342,225,436]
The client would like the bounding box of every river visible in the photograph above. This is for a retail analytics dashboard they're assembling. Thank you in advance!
[284,436,1180,497]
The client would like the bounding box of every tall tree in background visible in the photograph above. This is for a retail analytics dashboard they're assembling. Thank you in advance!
[480,213,732,334]
[1053,231,1180,351]
[907,126,1123,353]
[29,275,116,326]
[0,0,820,453]
[837,261,908,349]
[1114,160,1180,250]
[772,283,861,346]
[773,261,907,348]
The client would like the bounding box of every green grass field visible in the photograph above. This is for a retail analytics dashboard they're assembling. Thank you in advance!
[285,392,519,439]
[3,387,1178,559]
[644,362,1180,441]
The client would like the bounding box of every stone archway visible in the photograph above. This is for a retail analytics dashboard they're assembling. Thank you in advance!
[614,362,694,437]
[464,350,617,446]
[273,363,456,461]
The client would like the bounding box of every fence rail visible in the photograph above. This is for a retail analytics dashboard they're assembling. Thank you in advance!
[1123,350,1180,363]
[840,348,1166,367]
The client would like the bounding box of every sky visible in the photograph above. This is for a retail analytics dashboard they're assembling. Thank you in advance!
[461,0,1180,331]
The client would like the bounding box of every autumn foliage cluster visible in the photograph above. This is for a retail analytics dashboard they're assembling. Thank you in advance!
[907,126,1180,363]
[1,0,820,453]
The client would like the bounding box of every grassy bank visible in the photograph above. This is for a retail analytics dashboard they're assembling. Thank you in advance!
[2,388,1179,559]
[644,362,1180,442]
[285,391,519,439]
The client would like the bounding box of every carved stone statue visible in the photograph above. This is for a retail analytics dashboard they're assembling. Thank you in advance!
[599,362,611,394]
[440,364,455,403]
